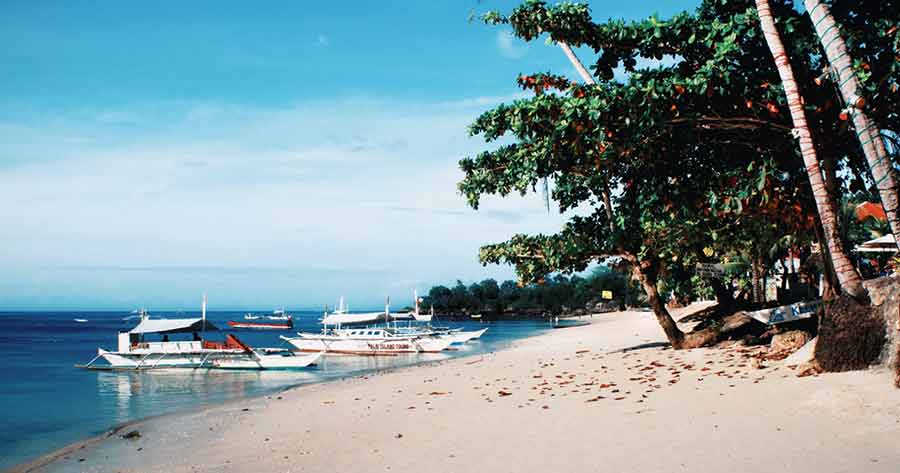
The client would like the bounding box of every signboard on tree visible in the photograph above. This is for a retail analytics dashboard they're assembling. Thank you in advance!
[696,263,724,278]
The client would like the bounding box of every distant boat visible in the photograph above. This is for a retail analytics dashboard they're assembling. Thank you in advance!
[123,308,147,321]
[471,314,482,319]
[267,308,291,320]
[244,313,261,320]
[319,297,388,326]
[73,318,88,323]
[227,318,293,330]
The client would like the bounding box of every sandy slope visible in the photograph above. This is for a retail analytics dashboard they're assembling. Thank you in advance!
[29,305,900,473]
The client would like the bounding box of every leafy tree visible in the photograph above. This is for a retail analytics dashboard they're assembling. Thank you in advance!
[461,0,889,348]
[419,268,632,316]
[428,285,452,311]
[450,280,470,311]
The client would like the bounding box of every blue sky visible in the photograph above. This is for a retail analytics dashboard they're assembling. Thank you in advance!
[1,0,696,310]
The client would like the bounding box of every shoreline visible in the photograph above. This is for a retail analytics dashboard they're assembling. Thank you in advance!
[6,323,544,473]
[20,305,900,473]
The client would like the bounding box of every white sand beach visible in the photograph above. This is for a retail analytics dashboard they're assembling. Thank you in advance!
[23,305,900,473]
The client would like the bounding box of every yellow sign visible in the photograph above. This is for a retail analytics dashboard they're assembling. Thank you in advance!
[601,290,613,300]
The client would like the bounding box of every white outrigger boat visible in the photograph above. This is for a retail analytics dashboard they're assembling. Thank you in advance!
[78,296,321,371]
[283,293,484,355]
[390,293,488,346]
[281,327,452,355]
[283,297,453,355]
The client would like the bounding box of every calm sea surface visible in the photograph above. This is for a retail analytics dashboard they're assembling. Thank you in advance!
[0,310,550,469]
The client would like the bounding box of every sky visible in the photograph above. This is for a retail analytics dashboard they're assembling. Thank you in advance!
[1,0,697,310]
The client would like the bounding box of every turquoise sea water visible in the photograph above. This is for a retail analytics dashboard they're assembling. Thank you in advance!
[0,311,549,469]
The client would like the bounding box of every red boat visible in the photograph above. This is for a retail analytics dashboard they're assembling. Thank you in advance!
[227,318,293,330]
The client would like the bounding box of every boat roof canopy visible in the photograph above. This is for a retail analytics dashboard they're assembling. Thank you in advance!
[321,312,384,326]
[129,318,218,334]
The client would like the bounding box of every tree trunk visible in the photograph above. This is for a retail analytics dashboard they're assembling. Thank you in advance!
[631,262,686,349]
[755,0,867,301]
[750,252,768,304]
[781,262,789,291]
[804,0,900,251]
[812,211,838,300]
[710,277,735,314]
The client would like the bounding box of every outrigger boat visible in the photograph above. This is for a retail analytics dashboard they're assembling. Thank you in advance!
[390,325,488,345]
[78,296,318,370]
[282,297,452,355]
[390,296,488,345]
[281,327,452,355]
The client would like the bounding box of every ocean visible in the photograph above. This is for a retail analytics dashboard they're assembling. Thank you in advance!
[0,310,550,469]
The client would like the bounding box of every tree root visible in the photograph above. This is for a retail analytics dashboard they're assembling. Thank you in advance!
[814,294,885,372]
[677,327,721,349]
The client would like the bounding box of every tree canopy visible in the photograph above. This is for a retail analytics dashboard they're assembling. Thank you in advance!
[459,0,900,348]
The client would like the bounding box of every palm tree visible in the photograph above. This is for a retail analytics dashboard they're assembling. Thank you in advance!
[754,0,867,300]
[803,0,900,252]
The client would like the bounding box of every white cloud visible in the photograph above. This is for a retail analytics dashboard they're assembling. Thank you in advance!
[0,96,578,308]
[496,30,527,59]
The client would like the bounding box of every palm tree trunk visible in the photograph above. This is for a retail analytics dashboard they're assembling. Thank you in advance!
[804,0,900,251]
[755,0,867,301]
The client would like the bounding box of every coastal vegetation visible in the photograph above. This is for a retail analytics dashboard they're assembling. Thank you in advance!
[460,0,900,378]
[419,266,640,317]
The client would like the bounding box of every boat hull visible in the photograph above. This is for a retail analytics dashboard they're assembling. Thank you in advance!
[97,348,247,369]
[283,335,419,355]
[448,328,488,345]
[227,321,292,330]
[413,336,454,352]
[211,351,322,370]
